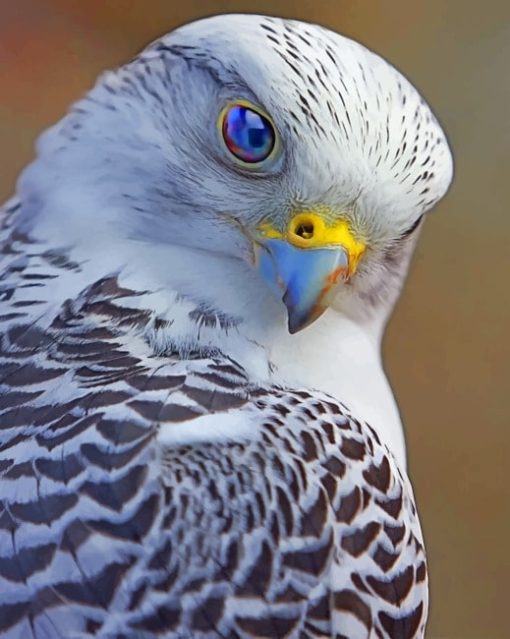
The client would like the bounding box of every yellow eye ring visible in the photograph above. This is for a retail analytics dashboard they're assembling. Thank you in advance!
[217,99,280,168]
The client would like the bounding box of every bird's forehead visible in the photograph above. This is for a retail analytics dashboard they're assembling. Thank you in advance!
[165,15,404,120]
[162,15,437,157]
[148,14,453,217]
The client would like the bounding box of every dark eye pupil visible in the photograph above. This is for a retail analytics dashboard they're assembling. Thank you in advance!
[249,128,265,148]
[222,104,275,163]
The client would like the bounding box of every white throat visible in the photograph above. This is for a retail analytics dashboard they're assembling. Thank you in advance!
[120,241,407,467]
[264,312,406,467]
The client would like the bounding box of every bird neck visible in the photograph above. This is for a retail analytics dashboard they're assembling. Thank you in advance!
[122,243,407,466]
[8,207,407,467]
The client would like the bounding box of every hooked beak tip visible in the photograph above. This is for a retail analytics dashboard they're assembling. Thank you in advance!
[255,238,349,333]
[283,288,329,334]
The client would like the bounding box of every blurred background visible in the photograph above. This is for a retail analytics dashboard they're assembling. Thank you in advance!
[0,1,508,636]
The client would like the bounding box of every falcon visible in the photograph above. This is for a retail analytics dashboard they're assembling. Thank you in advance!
[0,14,453,639]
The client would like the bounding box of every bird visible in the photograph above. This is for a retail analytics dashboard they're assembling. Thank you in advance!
[0,13,453,639]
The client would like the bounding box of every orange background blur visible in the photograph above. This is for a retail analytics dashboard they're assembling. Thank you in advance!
[0,1,508,637]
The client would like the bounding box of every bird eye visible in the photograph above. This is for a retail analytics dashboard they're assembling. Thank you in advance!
[220,102,276,165]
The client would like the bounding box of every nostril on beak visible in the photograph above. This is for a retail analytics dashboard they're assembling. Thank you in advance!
[286,213,326,248]
[294,222,315,240]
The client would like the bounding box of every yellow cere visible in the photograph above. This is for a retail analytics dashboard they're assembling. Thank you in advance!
[259,211,366,275]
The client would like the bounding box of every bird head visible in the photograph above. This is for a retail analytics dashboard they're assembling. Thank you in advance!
[20,14,453,334]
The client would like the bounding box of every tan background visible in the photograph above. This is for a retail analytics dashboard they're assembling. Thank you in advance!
[0,1,508,636]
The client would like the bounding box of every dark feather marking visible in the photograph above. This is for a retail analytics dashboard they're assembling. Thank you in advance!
[378,602,423,638]
[333,589,372,629]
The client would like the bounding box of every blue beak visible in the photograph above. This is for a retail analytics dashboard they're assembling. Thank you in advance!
[256,238,349,333]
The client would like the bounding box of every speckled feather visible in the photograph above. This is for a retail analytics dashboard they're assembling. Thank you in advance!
[0,200,426,637]
[0,13,453,639]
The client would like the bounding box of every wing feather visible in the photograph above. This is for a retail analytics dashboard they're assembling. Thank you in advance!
[0,202,427,638]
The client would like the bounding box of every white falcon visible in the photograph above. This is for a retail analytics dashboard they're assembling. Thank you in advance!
[0,14,453,639]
